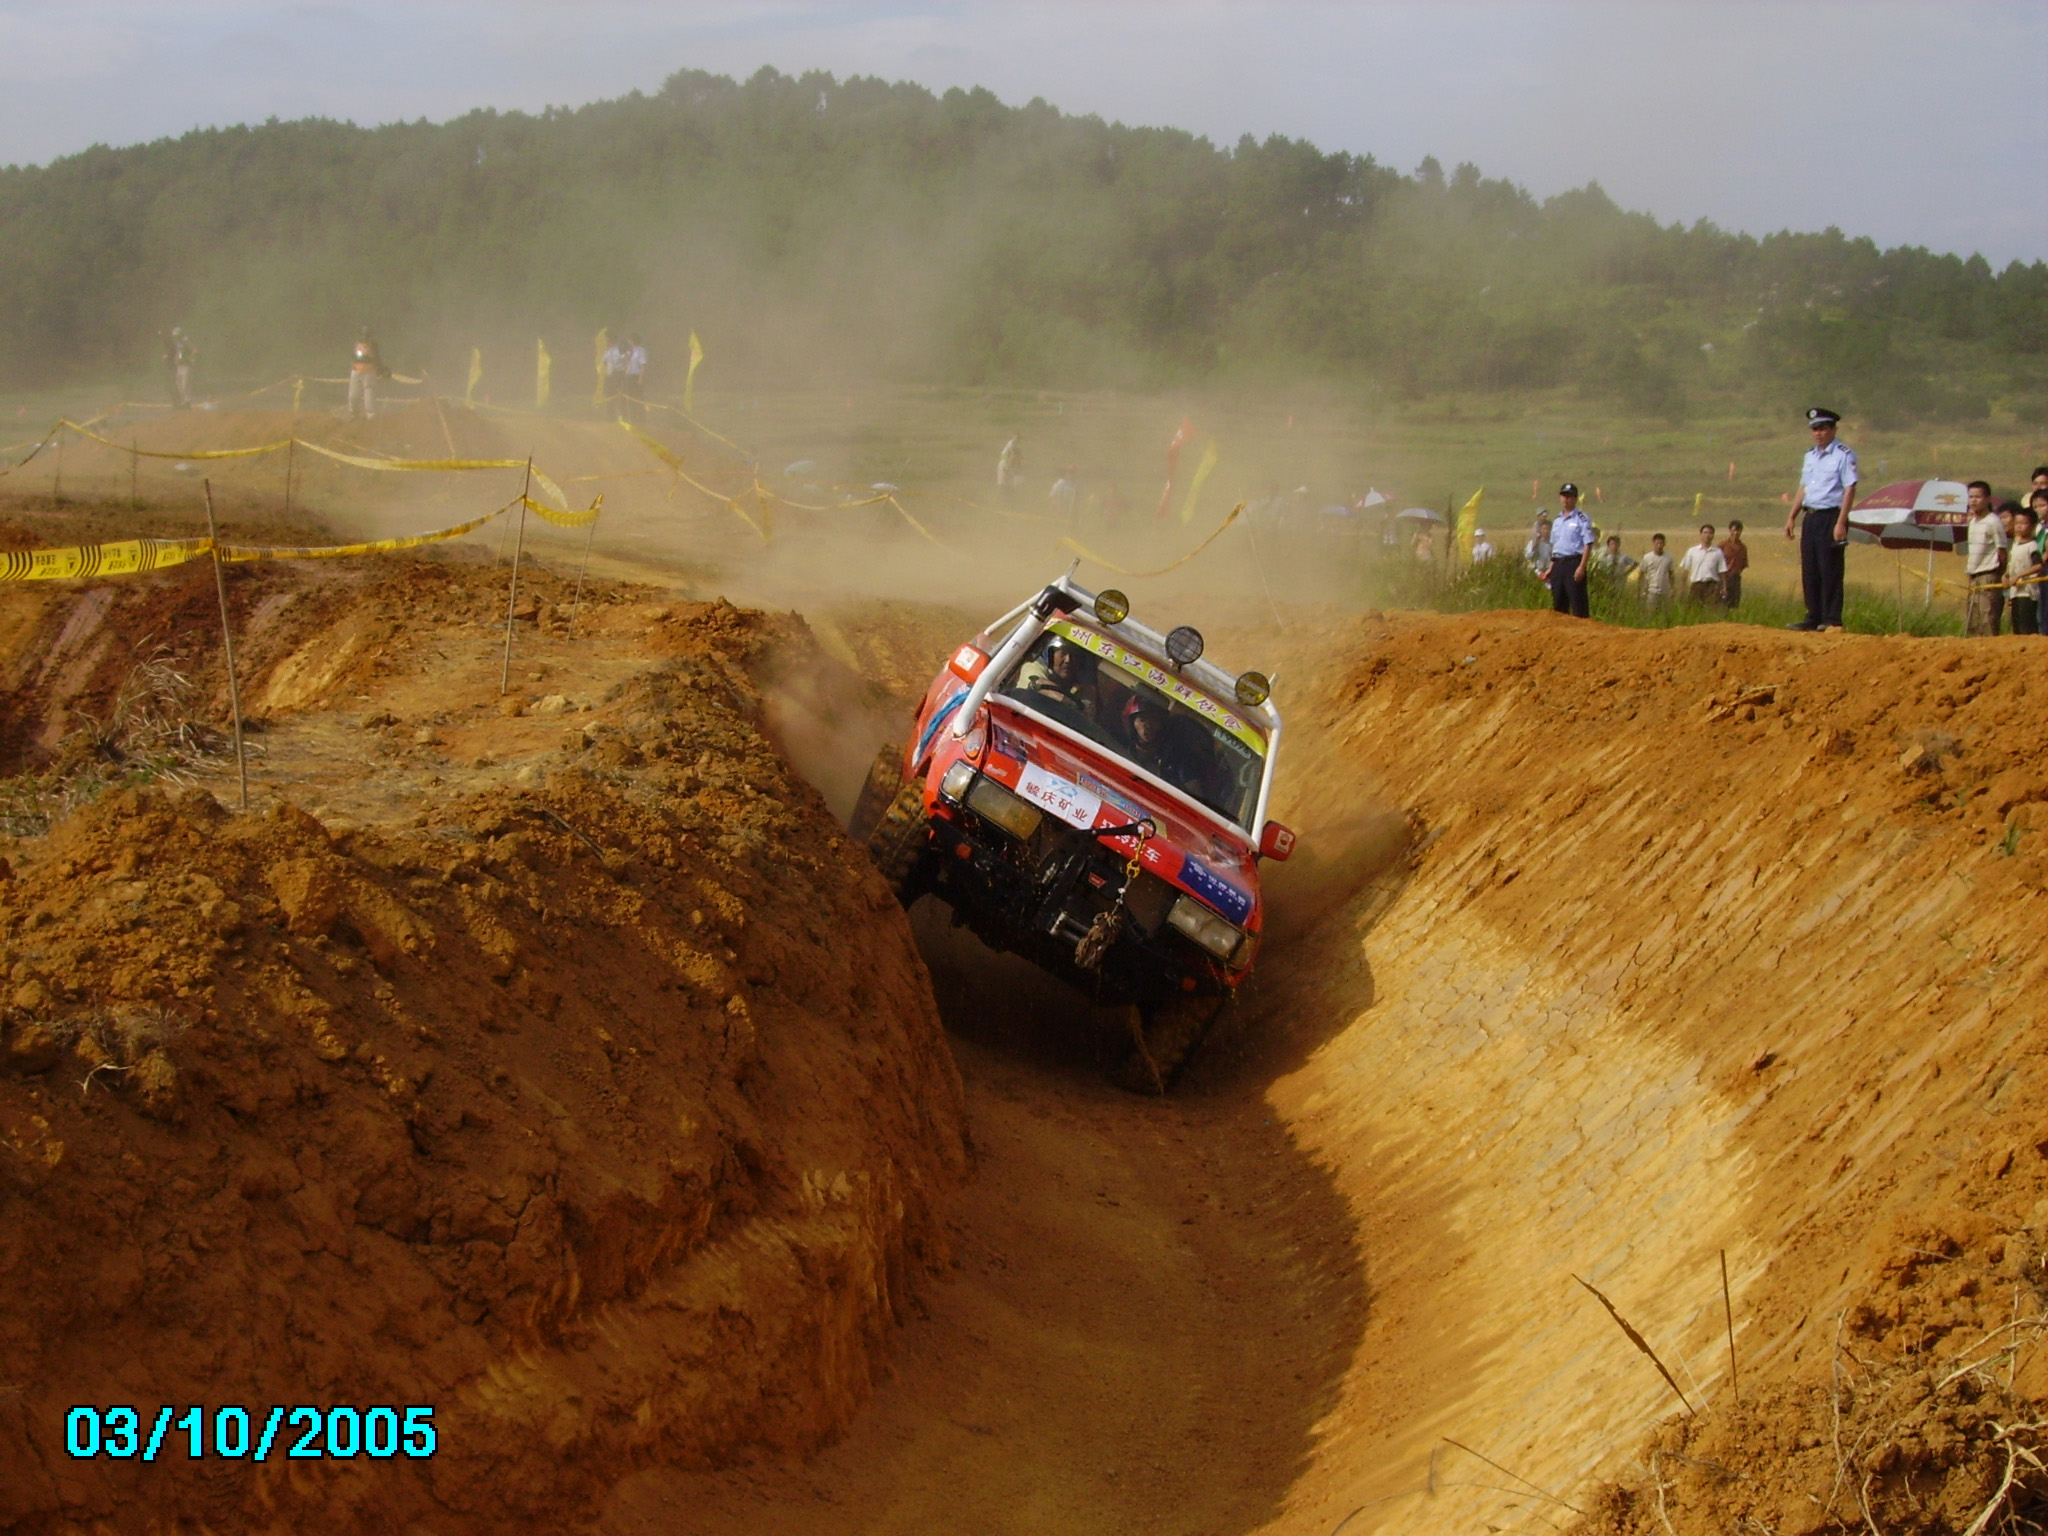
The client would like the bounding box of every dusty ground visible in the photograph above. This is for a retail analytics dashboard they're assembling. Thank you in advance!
[8,404,2048,1536]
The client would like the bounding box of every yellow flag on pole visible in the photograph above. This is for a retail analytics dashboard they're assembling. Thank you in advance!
[536,340,552,410]
[685,331,704,415]
[465,348,482,407]
[1177,440,1219,525]
[1457,486,1483,563]
[592,328,609,409]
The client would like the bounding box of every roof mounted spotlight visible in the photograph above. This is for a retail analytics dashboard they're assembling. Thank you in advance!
[1093,588,1130,626]
[1165,625,1204,668]
[1234,671,1271,708]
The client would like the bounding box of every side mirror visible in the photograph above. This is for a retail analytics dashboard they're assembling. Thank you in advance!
[947,644,991,685]
[1259,822,1296,862]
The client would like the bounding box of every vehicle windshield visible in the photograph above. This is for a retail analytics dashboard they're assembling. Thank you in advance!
[995,620,1265,828]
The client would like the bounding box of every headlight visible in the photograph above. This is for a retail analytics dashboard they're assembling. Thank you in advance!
[964,776,1043,840]
[1167,894,1247,964]
[939,760,976,803]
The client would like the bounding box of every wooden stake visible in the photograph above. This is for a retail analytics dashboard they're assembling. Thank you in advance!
[203,481,249,812]
[53,432,64,504]
[1721,1250,1740,1406]
[566,515,597,640]
[130,439,139,509]
[284,437,296,520]
[500,459,532,695]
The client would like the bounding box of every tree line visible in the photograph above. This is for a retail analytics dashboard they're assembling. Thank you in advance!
[0,65,2041,426]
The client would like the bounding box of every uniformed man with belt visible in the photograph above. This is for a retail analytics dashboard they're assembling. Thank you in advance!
[1542,482,1593,616]
[1784,407,1857,630]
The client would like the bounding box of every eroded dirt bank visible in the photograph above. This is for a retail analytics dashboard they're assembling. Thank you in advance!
[1247,609,2048,1536]
[0,538,967,1532]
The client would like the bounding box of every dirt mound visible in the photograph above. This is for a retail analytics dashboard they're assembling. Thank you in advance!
[1210,609,2048,1535]
[0,583,966,1531]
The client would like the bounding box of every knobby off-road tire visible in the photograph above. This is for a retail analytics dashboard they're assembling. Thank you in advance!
[864,781,932,906]
[847,744,906,843]
[1110,994,1227,1096]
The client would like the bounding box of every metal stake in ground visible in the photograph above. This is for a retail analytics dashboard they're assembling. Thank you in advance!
[566,511,598,639]
[130,439,139,509]
[500,458,533,695]
[284,437,296,520]
[203,480,250,812]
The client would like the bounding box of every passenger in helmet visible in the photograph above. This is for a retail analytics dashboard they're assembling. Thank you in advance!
[1120,693,1211,798]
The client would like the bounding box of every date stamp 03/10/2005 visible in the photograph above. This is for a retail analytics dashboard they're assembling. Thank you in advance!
[65,1405,438,1463]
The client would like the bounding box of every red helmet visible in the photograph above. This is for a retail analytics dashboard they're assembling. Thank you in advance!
[1122,693,1168,726]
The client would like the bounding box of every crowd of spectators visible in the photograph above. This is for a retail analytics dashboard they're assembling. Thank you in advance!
[1963,469,2048,636]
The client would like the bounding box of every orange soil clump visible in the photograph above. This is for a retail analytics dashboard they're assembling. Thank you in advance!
[0,565,966,1531]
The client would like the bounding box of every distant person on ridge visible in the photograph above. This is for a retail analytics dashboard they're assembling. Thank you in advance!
[164,327,195,409]
[2006,504,2041,635]
[1540,483,1593,617]
[1964,480,2005,636]
[1639,533,1674,621]
[1679,523,1727,607]
[997,434,1023,498]
[1524,514,1552,574]
[1592,533,1636,581]
[624,335,647,420]
[1470,527,1495,563]
[349,327,388,421]
[1718,519,1749,610]
[601,334,626,412]
[1783,407,1857,630]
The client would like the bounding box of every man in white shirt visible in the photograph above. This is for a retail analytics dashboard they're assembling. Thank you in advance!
[1639,533,1675,621]
[1679,524,1728,607]
[1783,407,1858,630]
[1470,528,1495,563]
[1964,479,2007,636]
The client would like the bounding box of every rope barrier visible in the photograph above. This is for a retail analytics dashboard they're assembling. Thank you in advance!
[1057,502,1246,579]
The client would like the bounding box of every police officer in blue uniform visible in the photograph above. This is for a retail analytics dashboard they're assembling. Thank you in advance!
[1542,482,1594,616]
[1784,407,1858,630]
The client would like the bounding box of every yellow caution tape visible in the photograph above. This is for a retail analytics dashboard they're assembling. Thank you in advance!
[0,536,213,583]
[221,504,515,562]
[521,494,603,530]
[1057,502,1245,579]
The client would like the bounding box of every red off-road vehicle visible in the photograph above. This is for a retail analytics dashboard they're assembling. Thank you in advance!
[849,576,1293,1091]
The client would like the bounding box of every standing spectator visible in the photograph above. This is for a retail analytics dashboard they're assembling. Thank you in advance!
[1524,514,1552,574]
[163,327,195,409]
[1541,483,1593,617]
[1964,481,2006,636]
[600,334,626,412]
[1049,466,1080,525]
[1470,527,1496,563]
[623,335,647,420]
[996,434,1024,496]
[1639,534,1675,621]
[1784,407,1858,630]
[1593,534,1637,581]
[1679,524,1728,607]
[2008,505,2042,635]
[348,327,387,421]
[2031,466,2048,507]
[1718,519,1750,609]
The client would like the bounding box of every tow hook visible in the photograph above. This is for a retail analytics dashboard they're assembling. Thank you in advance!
[1074,819,1154,971]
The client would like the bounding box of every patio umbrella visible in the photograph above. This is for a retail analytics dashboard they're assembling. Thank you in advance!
[1846,479,1970,550]
[1396,506,1447,524]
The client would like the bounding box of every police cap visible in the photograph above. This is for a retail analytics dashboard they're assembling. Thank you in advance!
[1558,482,1580,497]
[1806,407,1840,427]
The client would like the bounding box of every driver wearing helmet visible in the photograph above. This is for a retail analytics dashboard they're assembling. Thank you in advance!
[1120,693,1210,799]
[1014,637,1100,720]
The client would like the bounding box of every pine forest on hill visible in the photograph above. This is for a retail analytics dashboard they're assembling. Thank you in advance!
[1,65,2043,427]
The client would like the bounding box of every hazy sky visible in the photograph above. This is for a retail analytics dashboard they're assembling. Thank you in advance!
[1,1,2041,265]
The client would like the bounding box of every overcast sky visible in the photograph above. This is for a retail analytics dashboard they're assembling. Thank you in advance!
[1,1,2041,265]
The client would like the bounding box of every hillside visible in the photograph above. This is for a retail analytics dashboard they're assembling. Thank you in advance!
[1,66,2043,424]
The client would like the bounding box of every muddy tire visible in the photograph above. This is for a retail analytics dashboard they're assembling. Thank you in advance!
[1110,994,1226,1096]
[864,780,931,905]
[847,745,906,842]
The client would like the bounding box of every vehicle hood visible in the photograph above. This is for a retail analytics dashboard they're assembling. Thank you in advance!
[976,702,1261,931]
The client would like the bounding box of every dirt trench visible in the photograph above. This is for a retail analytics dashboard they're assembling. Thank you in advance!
[8,464,2048,1534]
